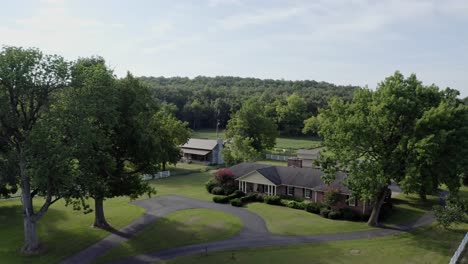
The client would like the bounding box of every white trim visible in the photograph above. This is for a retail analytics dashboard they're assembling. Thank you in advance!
[304,189,311,199]
[286,186,294,196]
[236,170,276,185]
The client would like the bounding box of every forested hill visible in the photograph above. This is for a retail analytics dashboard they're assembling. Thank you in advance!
[139,76,358,134]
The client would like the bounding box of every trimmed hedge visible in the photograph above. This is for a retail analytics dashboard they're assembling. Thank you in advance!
[230,198,243,207]
[341,208,359,221]
[264,195,282,205]
[328,210,342,220]
[213,196,230,204]
[211,186,224,195]
[280,195,304,202]
[286,200,306,210]
[205,179,217,193]
[305,202,324,214]
[320,208,331,218]
[228,190,245,199]
[240,194,263,203]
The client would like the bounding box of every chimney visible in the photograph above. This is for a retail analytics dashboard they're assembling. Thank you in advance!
[288,158,302,168]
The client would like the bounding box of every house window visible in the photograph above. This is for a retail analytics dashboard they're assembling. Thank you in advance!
[304,189,311,198]
[287,186,294,196]
[347,195,358,207]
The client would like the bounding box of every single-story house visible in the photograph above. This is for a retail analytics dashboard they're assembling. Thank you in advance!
[181,138,224,165]
[296,148,321,168]
[229,162,372,215]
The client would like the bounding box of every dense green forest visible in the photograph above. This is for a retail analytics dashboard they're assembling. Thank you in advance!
[139,76,358,135]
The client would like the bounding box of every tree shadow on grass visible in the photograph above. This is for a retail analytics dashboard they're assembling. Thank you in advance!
[96,212,242,263]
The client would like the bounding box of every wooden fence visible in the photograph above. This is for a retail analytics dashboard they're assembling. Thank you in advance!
[450,232,468,264]
[141,171,171,181]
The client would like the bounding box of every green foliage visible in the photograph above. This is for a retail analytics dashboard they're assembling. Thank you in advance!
[341,208,359,221]
[227,190,245,199]
[316,71,468,226]
[275,93,308,135]
[205,179,217,193]
[230,198,243,207]
[240,194,264,203]
[328,210,342,220]
[264,196,282,205]
[324,190,341,207]
[212,196,230,204]
[211,187,224,195]
[224,98,278,164]
[285,200,307,210]
[433,204,465,229]
[139,76,357,133]
[305,202,324,214]
[320,208,331,218]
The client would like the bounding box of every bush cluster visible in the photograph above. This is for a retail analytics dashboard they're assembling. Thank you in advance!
[320,208,331,218]
[305,202,325,214]
[212,196,230,204]
[240,194,263,203]
[230,198,243,207]
[264,196,282,205]
[211,186,224,195]
[285,200,306,210]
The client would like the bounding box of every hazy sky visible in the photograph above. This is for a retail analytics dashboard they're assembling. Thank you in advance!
[2,0,468,96]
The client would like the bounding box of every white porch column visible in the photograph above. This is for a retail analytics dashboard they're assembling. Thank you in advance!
[274,186,277,195]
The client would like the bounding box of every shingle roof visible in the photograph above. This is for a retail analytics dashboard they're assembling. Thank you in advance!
[230,162,350,194]
[181,138,218,150]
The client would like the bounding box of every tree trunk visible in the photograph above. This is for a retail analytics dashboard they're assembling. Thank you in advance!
[367,188,388,227]
[93,197,110,229]
[162,161,166,171]
[19,149,41,254]
[419,189,427,202]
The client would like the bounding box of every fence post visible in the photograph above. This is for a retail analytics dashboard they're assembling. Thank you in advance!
[450,232,468,264]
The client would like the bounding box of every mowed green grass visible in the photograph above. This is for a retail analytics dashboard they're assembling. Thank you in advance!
[95,209,243,264]
[0,197,144,264]
[245,203,373,235]
[166,223,468,264]
[192,129,322,150]
[149,172,213,201]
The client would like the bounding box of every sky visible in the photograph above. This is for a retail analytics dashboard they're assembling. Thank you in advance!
[2,0,468,96]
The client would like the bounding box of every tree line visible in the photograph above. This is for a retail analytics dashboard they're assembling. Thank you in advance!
[139,76,358,136]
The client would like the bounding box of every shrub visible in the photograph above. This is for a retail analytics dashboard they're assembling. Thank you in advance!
[320,208,331,218]
[223,186,238,195]
[205,179,217,193]
[324,190,341,207]
[305,202,323,214]
[211,186,224,195]
[328,210,342,220]
[264,195,282,205]
[280,195,304,202]
[228,190,245,199]
[433,204,465,229]
[213,196,230,204]
[286,200,306,210]
[230,198,243,207]
[341,208,359,221]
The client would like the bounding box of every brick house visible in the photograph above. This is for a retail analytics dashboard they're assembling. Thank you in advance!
[230,162,372,215]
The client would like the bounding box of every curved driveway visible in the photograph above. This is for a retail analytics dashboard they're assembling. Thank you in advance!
[61,195,435,264]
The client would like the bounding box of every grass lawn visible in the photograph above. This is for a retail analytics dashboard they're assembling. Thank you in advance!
[192,129,322,150]
[166,223,468,264]
[94,208,242,264]
[0,197,144,264]
[245,203,373,235]
[255,160,288,167]
[149,172,213,201]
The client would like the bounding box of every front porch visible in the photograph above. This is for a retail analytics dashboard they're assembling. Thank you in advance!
[238,181,277,196]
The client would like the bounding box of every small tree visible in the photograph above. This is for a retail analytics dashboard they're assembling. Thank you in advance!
[433,203,464,229]
[212,169,236,194]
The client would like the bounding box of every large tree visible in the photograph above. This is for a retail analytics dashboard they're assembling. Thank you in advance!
[223,98,277,165]
[315,72,468,226]
[65,58,160,228]
[0,47,71,253]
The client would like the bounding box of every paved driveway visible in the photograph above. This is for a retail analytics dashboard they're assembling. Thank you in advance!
[61,195,435,264]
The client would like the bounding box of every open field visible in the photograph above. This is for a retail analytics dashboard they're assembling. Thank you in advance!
[192,129,322,150]
[95,208,242,264]
[166,223,468,264]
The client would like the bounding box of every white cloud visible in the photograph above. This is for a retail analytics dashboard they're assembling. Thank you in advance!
[208,0,242,7]
[220,6,307,30]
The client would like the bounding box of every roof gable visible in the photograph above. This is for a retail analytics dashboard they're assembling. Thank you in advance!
[236,170,277,185]
[181,138,218,150]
